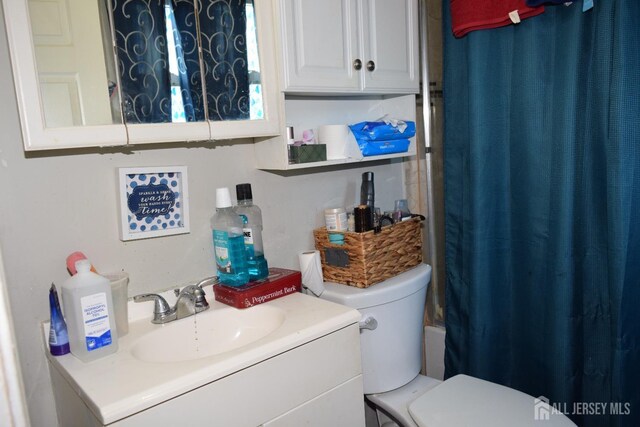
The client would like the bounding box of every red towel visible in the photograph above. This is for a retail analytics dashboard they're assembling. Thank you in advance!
[450,0,544,38]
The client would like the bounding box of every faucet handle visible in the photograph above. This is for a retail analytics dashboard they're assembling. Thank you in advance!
[194,277,217,308]
[192,286,209,308]
[179,285,209,309]
[133,293,174,323]
[195,276,218,289]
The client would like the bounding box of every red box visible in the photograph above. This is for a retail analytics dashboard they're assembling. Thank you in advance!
[213,268,302,309]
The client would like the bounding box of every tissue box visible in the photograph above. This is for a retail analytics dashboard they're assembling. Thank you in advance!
[213,268,301,308]
[290,144,327,163]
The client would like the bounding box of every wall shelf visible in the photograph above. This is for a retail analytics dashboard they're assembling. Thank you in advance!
[253,0,419,171]
[253,94,417,170]
[261,148,414,171]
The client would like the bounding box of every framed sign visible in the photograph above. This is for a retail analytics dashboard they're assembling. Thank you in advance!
[118,167,190,241]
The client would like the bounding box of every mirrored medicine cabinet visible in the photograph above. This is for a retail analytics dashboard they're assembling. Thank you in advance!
[3,0,280,150]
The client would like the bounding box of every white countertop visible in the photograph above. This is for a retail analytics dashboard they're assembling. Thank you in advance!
[45,288,360,425]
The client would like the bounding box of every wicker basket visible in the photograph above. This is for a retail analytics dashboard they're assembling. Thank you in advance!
[313,217,423,288]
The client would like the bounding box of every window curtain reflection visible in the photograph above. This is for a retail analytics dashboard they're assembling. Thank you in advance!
[165,0,196,122]
[111,0,200,123]
[246,0,263,120]
[198,0,250,121]
[112,0,172,123]
[111,0,250,123]
[173,0,206,120]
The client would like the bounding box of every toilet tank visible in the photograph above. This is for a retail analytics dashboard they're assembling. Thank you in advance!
[320,264,432,394]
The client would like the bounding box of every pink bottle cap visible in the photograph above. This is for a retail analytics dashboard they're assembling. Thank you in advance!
[66,252,97,275]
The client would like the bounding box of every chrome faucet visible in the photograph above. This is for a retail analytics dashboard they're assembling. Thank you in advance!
[133,276,218,324]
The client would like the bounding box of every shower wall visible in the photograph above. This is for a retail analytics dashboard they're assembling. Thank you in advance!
[405,0,445,324]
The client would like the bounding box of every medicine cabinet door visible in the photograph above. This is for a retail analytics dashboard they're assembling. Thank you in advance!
[202,0,281,140]
[3,0,280,150]
[4,0,128,150]
[116,0,281,144]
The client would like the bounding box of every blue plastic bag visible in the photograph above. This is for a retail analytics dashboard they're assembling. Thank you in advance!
[349,121,415,156]
[358,139,411,156]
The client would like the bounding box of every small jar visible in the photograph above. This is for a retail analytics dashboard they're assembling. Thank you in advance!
[324,208,348,232]
[347,212,355,232]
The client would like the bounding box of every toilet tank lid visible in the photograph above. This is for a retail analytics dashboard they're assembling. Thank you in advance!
[408,375,576,427]
[321,264,432,309]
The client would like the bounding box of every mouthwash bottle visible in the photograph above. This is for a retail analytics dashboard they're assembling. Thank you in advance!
[211,187,249,286]
[235,183,269,280]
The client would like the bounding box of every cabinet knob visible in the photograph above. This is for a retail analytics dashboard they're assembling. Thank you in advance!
[366,60,375,72]
[353,59,362,70]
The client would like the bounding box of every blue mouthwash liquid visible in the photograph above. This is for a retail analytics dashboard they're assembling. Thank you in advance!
[212,188,249,286]
[247,252,269,280]
[248,255,269,280]
[235,183,269,280]
[212,231,249,286]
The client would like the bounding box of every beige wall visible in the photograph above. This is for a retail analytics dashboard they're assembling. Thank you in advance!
[0,11,406,427]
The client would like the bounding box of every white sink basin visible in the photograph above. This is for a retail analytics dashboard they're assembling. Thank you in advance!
[131,305,286,363]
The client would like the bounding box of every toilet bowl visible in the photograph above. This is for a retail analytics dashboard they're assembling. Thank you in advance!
[320,264,575,427]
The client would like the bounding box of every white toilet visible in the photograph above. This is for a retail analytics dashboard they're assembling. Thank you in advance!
[320,264,575,427]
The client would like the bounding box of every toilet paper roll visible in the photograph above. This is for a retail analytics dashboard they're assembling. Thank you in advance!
[318,125,349,160]
[298,250,325,297]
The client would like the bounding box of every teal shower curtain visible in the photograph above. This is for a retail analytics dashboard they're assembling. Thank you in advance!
[443,1,639,426]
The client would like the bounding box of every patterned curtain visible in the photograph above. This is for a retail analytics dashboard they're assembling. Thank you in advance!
[112,0,171,123]
[173,0,205,120]
[111,0,249,123]
[112,0,200,123]
[198,0,250,121]
[166,0,196,121]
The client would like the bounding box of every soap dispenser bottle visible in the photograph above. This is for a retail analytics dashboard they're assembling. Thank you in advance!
[48,283,70,356]
[61,260,118,362]
[235,183,269,280]
[211,187,249,286]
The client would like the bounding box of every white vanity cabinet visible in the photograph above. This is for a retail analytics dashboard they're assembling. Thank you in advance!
[47,293,365,427]
[50,325,364,426]
[280,0,419,94]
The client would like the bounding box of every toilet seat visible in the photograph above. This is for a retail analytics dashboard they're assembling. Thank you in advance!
[367,375,442,427]
[408,375,576,427]
[368,374,576,427]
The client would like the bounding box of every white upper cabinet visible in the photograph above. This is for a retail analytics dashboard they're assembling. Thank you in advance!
[280,0,361,92]
[360,0,419,92]
[280,0,419,94]
[3,0,281,151]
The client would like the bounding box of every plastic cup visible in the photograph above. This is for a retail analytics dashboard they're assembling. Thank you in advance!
[393,199,410,222]
[104,272,129,337]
